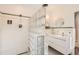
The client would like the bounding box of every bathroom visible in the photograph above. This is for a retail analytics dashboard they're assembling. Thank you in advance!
[0,4,79,55]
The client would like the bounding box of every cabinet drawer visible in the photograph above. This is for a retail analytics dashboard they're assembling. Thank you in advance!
[48,41,68,54]
[47,36,67,48]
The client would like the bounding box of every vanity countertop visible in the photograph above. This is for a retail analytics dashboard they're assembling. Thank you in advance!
[45,29,69,41]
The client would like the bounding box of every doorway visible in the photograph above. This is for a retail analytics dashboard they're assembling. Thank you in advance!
[75,12,79,55]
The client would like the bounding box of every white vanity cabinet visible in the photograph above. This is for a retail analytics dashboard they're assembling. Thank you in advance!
[46,28,75,55]
[47,35,70,54]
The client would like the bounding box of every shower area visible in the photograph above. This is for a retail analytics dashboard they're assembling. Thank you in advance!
[0,4,47,55]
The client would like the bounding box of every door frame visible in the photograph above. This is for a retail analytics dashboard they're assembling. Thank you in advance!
[74,11,79,47]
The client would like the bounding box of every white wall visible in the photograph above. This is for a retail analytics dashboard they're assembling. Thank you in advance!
[0,4,41,55]
[46,4,79,27]
[0,14,29,55]
[46,5,65,27]
[0,4,41,16]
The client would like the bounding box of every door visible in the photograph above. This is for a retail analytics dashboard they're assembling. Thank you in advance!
[75,12,79,47]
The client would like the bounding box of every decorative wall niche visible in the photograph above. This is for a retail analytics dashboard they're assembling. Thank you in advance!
[7,20,12,24]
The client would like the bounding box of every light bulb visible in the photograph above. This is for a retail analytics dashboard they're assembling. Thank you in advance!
[46,15,49,19]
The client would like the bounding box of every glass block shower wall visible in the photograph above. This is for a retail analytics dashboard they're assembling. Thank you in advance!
[29,7,47,55]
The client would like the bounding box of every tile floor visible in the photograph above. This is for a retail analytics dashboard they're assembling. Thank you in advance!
[20,46,62,55]
[48,46,62,55]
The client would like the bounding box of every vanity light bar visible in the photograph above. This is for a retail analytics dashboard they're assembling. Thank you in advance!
[45,26,74,29]
[0,11,31,18]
